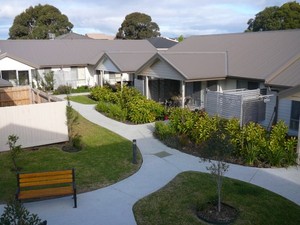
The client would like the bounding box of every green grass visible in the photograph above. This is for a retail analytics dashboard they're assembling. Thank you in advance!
[67,95,97,104]
[133,172,300,225]
[0,111,140,203]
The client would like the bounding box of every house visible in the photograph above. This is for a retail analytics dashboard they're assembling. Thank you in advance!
[135,30,300,135]
[0,39,157,89]
[0,30,299,136]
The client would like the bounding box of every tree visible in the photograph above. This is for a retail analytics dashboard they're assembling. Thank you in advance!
[177,35,184,42]
[116,12,160,39]
[246,1,300,32]
[200,119,233,213]
[7,135,22,172]
[9,4,73,39]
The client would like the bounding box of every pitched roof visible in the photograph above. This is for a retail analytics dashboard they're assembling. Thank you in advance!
[104,52,156,72]
[168,30,300,83]
[55,32,91,40]
[86,33,115,40]
[158,52,227,80]
[0,78,13,87]
[0,39,156,68]
[147,37,178,49]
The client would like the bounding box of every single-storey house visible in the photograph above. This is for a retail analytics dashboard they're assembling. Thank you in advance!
[0,30,299,137]
[0,39,157,89]
[135,30,300,136]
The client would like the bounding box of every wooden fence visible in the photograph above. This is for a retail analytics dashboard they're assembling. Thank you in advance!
[0,86,61,107]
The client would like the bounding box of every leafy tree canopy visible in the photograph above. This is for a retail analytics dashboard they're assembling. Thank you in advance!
[246,1,300,32]
[116,12,160,39]
[9,4,73,39]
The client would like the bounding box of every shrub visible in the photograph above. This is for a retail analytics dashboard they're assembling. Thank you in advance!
[90,86,119,103]
[191,113,219,144]
[96,101,127,122]
[154,121,176,140]
[264,121,297,167]
[168,107,196,135]
[127,99,156,124]
[0,199,45,225]
[53,85,72,94]
[239,122,267,166]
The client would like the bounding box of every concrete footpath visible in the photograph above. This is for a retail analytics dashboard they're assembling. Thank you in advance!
[1,101,300,225]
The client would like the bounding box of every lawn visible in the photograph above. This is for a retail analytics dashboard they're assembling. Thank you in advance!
[0,110,141,203]
[133,171,300,225]
[67,95,97,104]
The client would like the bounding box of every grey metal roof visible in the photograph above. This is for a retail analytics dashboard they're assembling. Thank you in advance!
[266,55,300,87]
[159,52,227,80]
[0,39,157,68]
[105,52,156,72]
[147,37,178,49]
[168,30,300,83]
[0,78,13,87]
[55,32,91,40]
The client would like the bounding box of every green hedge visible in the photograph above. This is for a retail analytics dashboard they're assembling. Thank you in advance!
[92,85,165,124]
[154,108,298,167]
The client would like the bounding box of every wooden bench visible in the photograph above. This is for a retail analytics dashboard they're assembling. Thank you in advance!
[16,169,77,208]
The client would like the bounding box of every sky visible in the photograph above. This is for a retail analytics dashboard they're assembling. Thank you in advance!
[0,0,293,40]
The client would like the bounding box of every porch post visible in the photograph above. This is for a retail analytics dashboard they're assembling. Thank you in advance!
[100,70,104,87]
[181,80,185,108]
[297,114,300,164]
[145,76,149,99]
[120,74,123,90]
[29,70,33,87]
[16,70,19,86]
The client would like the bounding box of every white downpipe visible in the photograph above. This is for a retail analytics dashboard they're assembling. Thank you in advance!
[145,76,149,99]
[181,80,185,108]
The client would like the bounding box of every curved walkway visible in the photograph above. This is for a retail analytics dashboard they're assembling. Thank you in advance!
[1,101,300,225]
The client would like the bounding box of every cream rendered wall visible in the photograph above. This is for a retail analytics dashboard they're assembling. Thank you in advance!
[0,101,68,152]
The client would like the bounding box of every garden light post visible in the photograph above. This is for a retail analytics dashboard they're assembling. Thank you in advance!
[132,139,137,164]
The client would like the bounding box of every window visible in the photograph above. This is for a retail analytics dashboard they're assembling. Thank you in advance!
[290,101,300,131]
[2,70,17,85]
[248,82,259,90]
[18,71,29,85]
[207,80,217,91]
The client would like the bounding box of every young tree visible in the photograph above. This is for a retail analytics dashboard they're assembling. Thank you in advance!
[9,4,73,39]
[116,12,160,39]
[7,135,22,172]
[246,1,300,32]
[200,120,233,213]
[41,71,55,91]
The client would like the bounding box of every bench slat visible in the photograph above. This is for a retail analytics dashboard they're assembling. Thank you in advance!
[19,178,73,188]
[18,186,74,200]
[19,170,73,179]
[16,169,77,208]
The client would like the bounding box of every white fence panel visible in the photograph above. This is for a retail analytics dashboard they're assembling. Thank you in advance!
[0,101,68,151]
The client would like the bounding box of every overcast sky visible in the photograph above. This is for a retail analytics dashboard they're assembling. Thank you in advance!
[0,0,291,40]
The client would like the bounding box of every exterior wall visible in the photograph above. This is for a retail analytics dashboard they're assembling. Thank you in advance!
[96,57,119,72]
[0,101,68,151]
[260,90,277,130]
[140,59,184,80]
[37,66,94,89]
[0,57,34,71]
[0,57,34,86]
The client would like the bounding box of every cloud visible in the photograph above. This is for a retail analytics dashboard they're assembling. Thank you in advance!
[0,0,291,39]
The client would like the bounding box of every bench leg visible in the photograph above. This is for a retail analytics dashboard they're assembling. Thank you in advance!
[73,192,77,208]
